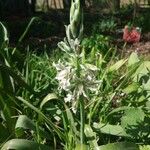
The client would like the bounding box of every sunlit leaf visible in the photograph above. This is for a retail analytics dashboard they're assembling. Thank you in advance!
[121,108,145,130]
[0,22,8,49]
[84,125,99,150]
[121,108,145,138]
[133,61,150,80]
[108,59,127,72]
[40,93,58,109]
[128,52,139,67]
[1,139,50,150]
[75,144,88,150]
[93,123,128,137]
[99,142,139,150]
[123,82,140,94]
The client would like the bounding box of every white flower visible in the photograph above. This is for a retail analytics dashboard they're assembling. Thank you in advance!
[64,93,73,103]
[56,66,71,91]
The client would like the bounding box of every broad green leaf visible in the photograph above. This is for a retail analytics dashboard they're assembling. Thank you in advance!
[108,59,127,72]
[99,142,139,150]
[84,125,99,150]
[132,61,150,80]
[15,115,50,139]
[1,139,50,150]
[128,52,139,67]
[139,145,150,150]
[75,144,88,150]
[123,82,140,94]
[142,78,150,91]
[93,123,128,137]
[40,93,58,109]
[121,108,145,138]
[0,22,8,49]
[146,101,150,110]
[121,108,145,130]
[15,115,35,130]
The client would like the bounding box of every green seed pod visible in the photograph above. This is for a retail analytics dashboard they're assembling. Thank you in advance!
[66,25,74,45]
[70,1,75,22]
[77,13,83,42]
[70,20,78,39]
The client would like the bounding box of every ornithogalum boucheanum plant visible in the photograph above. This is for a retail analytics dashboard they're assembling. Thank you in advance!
[54,0,100,146]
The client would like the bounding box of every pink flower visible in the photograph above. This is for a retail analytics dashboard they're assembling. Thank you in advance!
[123,26,141,43]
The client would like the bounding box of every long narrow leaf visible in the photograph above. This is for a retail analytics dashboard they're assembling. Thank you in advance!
[40,93,58,109]
[0,22,8,49]
[0,64,35,93]
[17,96,65,140]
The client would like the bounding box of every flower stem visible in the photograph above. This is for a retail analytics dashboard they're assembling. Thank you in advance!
[76,55,85,144]
[80,97,85,144]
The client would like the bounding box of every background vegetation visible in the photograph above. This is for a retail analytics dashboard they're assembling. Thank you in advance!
[0,0,150,149]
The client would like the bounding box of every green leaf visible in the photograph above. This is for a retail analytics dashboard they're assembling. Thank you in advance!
[123,82,140,94]
[132,61,150,80]
[0,64,34,93]
[99,142,139,150]
[75,144,88,150]
[15,115,35,131]
[0,22,8,49]
[0,123,10,143]
[108,59,127,72]
[1,139,50,150]
[84,125,99,149]
[18,17,37,44]
[121,108,145,138]
[15,115,50,139]
[141,76,150,91]
[121,108,145,130]
[128,52,139,67]
[40,93,58,109]
[139,145,150,150]
[93,123,128,137]
[107,106,131,117]
[17,97,65,140]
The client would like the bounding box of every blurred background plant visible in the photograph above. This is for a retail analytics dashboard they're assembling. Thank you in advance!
[92,17,117,34]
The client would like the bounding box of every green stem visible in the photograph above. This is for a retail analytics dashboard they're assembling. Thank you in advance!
[80,97,85,144]
[76,55,85,144]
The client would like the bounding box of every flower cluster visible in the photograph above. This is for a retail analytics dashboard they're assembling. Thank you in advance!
[54,60,100,106]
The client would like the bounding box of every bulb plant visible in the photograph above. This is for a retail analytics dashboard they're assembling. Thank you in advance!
[54,0,99,148]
